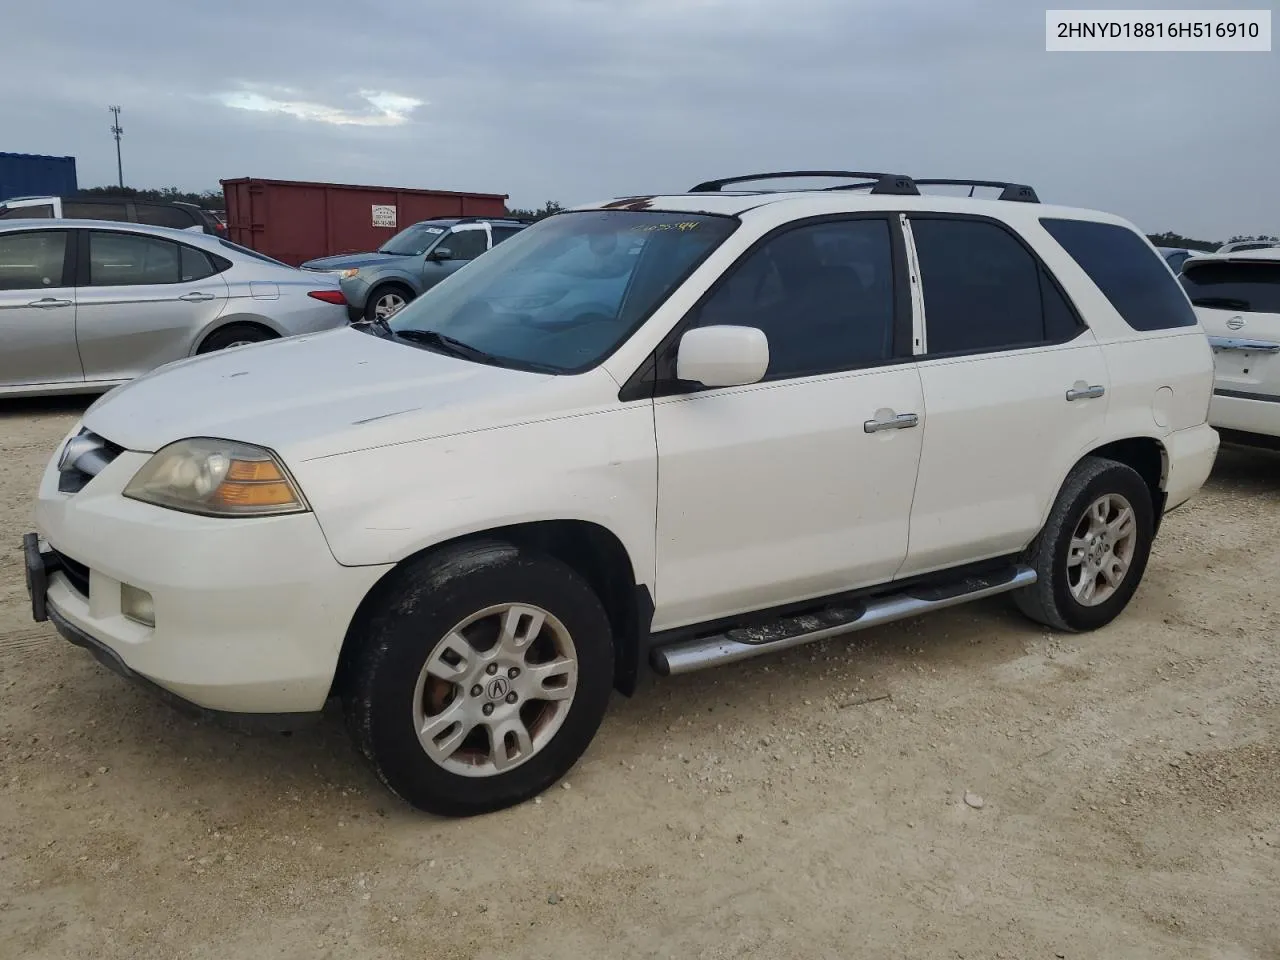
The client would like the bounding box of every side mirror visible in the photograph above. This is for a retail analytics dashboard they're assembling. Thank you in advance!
[676,325,769,388]
[428,247,453,261]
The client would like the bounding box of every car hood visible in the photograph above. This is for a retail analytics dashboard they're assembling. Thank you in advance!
[301,252,406,270]
[81,328,572,463]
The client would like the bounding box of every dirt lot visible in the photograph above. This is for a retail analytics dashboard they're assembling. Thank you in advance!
[1,397,1277,960]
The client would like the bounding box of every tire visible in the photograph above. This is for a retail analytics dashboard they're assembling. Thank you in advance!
[344,540,615,817]
[364,285,412,322]
[1013,456,1155,633]
[197,323,274,354]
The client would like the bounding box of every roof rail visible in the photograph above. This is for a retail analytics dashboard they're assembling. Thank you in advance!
[449,215,533,225]
[689,171,919,197]
[912,179,1040,203]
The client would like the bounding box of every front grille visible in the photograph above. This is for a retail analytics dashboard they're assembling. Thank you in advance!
[50,548,90,598]
[57,430,125,494]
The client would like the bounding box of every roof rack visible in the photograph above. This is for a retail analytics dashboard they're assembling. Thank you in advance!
[689,171,919,197]
[912,179,1040,203]
[686,172,1041,203]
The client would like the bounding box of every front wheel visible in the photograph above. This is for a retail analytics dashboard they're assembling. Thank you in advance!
[344,541,615,816]
[364,285,412,322]
[1013,457,1155,632]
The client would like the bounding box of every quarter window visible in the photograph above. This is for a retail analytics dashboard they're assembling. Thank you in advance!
[911,218,1078,355]
[88,232,181,286]
[0,231,67,290]
[1041,218,1197,331]
[689,218,898,379]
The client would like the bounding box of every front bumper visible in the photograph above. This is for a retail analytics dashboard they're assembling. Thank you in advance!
[29,440,392,718]
[339,276,372,318]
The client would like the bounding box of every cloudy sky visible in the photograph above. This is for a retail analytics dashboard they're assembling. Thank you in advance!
[3,0,1276,241]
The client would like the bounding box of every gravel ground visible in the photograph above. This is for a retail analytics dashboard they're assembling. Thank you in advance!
[1,397,1277,960]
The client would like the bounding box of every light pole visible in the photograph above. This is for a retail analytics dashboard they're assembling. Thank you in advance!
[108,105,123,188]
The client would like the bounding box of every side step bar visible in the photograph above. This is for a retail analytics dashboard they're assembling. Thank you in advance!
[651,565,1037,677]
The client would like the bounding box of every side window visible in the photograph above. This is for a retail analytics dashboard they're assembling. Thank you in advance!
[88,232,181,286]
[63,201,130,222]
[689,218,897,380]
[1041,218,1197,331]
[443,228,488,261]
[491,226,522,246]
[179,245,220,281]
[1,204,54,219]
[136,204,198,230]
[0,231,67,290]
[1180,260,1280,314]
[911,218,1062,355]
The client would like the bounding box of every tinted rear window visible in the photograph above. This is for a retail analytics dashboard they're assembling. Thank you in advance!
[1040,218,1197,331]
[1181,260,1280,314]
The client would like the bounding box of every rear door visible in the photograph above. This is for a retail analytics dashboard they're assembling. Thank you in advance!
[0,228,82,389]
[73,229,229,381]
[1183,257,1280,427]
[899,214,1109,578]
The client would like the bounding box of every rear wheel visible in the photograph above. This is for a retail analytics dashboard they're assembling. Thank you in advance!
[364,285,412,322]
[344,541,615,816]
[1013,456,1155,632]
[197,323,275,353]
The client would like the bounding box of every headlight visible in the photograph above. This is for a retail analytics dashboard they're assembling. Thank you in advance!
[336,268,359,279]
[123,438,308,517]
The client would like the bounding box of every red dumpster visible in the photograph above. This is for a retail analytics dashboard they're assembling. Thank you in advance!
[220,178,510,266]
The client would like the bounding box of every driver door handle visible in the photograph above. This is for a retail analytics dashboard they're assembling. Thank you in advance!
[179,291,217,302]
[864,412,920,433]
[1065,383,1105,402]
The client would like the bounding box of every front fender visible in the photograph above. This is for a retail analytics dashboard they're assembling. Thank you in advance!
[291,405,658,591]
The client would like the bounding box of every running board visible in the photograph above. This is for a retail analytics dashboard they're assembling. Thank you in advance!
[651,565,1037,676]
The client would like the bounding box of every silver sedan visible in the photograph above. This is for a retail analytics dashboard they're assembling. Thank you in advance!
[0,220,351,398]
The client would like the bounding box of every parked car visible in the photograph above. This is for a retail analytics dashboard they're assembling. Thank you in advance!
[0,195,227,237]
[1215,239,1279,255]
[24,170,1218,817]
[0,219,350,397]
[300,216,527,321]
[1157,246,1210,272]
[1181,247,1280,448]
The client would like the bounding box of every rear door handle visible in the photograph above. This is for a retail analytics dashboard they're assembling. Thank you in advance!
[178,292,216,302]
[27,298,72,309]
[1066,384,1105,402]
[864,412,920,433]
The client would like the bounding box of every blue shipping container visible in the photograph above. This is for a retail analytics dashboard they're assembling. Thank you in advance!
[0,152,78,202]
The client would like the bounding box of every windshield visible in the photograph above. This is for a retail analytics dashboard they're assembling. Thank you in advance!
[385,210,737,373]
[379,223,449,256]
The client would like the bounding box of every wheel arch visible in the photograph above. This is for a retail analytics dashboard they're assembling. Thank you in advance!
[192,316,282,354]
[1067,435,1168,532]
[330,519,652,703]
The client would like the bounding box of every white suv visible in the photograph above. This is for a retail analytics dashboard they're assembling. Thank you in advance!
[24,171,1219,816]
[1181,247,1280,447]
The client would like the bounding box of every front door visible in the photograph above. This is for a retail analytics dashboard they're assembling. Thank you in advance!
[73,229,229,382]
[0,229,83,390]
[898,214,1111,577]
[419,223,492,292]
[652,216,924,630]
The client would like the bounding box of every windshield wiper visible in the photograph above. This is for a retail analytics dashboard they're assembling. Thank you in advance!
[394,329,507,364]
[394,328,563,373]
